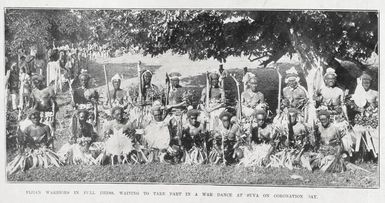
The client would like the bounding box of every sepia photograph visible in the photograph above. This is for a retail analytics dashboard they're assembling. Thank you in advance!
[3,8,379,190]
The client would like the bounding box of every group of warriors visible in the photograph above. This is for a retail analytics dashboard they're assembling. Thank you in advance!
[6,48,378,175]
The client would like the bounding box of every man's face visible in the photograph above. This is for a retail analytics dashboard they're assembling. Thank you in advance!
[221,116,231,129]
[112,80,121,89]
[288,112,298,124]
[79,76,89,87]
[143,75,152,84]
[211,78,219,87]
[171,78,179,87]
[319,115,330,127]
[250,83,258,92]
[78,112,88,122]
[188,115,198,126]
[325,75,336,87]
[287,78,298,89]
[32,79,42,89]
[153,111,163,122]
[113,109,123,122]
[30,114,40,125]
[256,114,265,127]
[362,79,371,91]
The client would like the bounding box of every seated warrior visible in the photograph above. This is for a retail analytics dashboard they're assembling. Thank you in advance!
[72,70,99,126]
[181,109,207,152]
[29,74,57,126]
[104,73,132,109]
[212,111,242,165]
[70,109,97,146]
[241,76,266,118]
[23,110,53,148]
[315,68,347,122]
[200,72,226,131]
[281,67,308,114]
[103,107,134,139]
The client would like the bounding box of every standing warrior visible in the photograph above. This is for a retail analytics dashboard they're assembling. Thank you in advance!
[281,67,309,113]
[351,72,378,117]
[140,70,162,105]
[72,70,99,128]
[104,74,132,110]
[30,74,58,128]
[165,72,193,155]
[241,76,266,118]
[350,72,378,159]
[242,67,256,91]
[200,72,226,131]
[315,68,347,122]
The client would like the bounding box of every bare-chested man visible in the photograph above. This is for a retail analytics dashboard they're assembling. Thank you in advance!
[200,72,226,131]
[29,74,57,127]
[182,109,207,152]
[72,70,99,127]
[23,110,53,148]
[104,74,132,109]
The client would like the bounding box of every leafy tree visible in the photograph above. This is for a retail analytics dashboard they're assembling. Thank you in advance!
[5,9,92,57]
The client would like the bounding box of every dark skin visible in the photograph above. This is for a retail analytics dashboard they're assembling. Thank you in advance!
[166,78,186,111]
[362,79,371,91]
[112,108,124,123]
[287,78,298,89]
[112,80,121,90]
[324,75,336,88]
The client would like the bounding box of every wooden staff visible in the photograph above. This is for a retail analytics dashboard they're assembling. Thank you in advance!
[103,64,112,108]
[230,74,241,120]
[165,72,170,105]
[276,67,282,113]
[206,71,210,109]
[137,61,142,103]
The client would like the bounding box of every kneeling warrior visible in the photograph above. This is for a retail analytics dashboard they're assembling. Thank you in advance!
[311,110,347,173]
[210,111,242,165]
[182,109,208,164]
[7,110,61,175]
[142,105,171,163]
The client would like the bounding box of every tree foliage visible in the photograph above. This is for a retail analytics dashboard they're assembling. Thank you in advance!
[5,9,378,71]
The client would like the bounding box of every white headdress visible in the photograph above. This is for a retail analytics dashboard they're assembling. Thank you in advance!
[324,68,337,78]
[111,73,123,81]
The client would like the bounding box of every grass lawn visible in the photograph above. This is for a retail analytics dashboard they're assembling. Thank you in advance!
[6,52,379,188]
